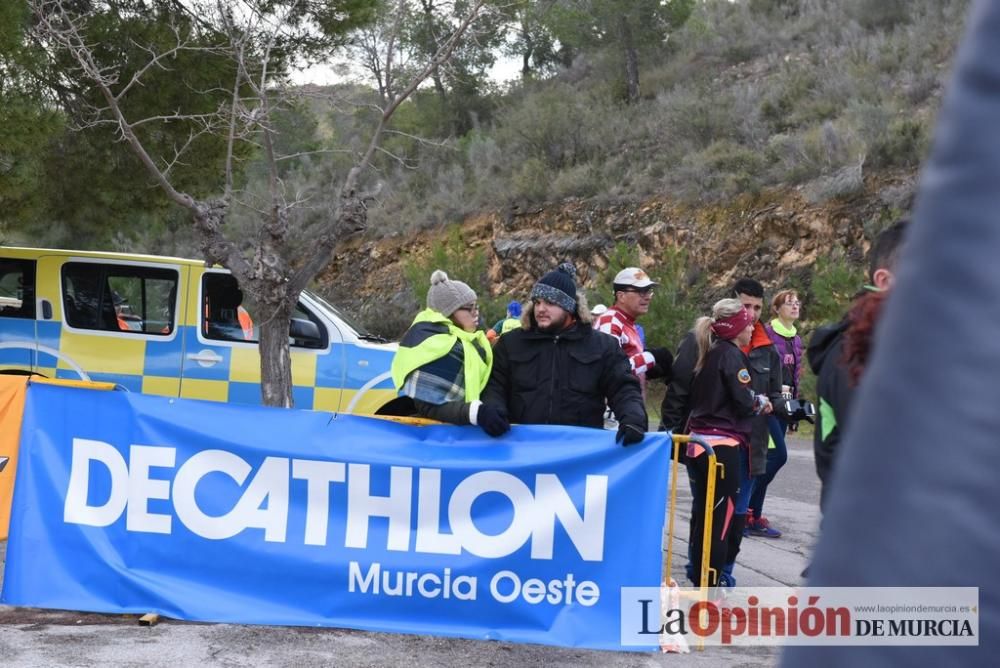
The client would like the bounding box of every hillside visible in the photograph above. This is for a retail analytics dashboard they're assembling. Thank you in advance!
[312,0,966,343]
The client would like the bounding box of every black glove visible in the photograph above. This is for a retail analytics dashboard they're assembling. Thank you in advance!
[616,422,645,446]
[477,403,510,437]
[645,347,674,382]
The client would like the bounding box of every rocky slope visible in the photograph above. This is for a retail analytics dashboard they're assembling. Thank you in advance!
[318,170,916,337]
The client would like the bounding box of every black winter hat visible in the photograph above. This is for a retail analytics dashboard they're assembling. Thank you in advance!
[531,262,578,313]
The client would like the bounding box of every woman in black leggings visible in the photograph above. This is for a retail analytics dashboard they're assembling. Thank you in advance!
[685,298,771,589]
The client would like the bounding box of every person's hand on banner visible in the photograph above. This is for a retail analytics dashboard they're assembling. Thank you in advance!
[476,403,510,437]
[616,421,645,446]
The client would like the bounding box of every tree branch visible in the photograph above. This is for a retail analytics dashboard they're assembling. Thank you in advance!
[290,0,491,295]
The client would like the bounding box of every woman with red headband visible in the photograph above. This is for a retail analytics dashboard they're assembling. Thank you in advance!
[685,298,772,590]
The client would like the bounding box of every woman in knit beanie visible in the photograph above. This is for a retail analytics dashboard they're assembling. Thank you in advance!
[390,270,509,436]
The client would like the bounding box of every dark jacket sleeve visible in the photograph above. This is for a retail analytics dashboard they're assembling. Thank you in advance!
[413,398,472,425]
[601,338,648,431]
[767,345,789,418]
[482,334,511,412]
[720,348,757,417]
[659,331,697,431]
[812,332,852,502]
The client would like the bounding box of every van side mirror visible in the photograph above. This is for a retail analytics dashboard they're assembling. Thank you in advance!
[289,317,322,348]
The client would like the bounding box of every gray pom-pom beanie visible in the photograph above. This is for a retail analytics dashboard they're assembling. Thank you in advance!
[427,270,477,317]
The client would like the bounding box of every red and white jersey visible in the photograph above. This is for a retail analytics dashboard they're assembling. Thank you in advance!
[593,306,655,378]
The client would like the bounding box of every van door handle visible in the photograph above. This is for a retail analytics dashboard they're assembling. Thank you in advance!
[187,350,224,367]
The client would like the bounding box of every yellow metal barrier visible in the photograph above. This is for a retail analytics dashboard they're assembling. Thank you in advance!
[664,434,723,590]
[663,433,725,651]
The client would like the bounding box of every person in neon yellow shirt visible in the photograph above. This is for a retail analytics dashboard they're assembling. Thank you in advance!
[391,270,509,436]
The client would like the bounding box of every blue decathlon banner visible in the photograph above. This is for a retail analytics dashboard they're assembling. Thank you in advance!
[1,382,670,650]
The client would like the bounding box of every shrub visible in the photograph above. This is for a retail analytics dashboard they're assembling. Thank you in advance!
[675,140,767,200]
[760,62,849,134]
[660,84,736,152]
[868,116,930,169]
[748,0,799,20]
[510,157,551,202]
[849,0,910,32]
[494,83,617,170]
[805,253,866,327]
[550,162,602,199]
[803,162,865,204]
[767,121,863,185]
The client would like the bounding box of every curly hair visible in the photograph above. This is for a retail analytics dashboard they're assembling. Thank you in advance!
[844,290,890,387]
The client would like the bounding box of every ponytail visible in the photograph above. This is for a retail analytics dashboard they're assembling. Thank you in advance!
[693,316,714,374]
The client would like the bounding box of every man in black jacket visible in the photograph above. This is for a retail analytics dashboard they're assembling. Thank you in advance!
[808,219,908,510]
[482,262,648,444]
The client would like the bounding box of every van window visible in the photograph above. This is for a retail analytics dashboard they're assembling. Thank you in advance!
[62,262,178,334]
[0,259,35,319]
[202,273,255,342]
[202,273,327,348]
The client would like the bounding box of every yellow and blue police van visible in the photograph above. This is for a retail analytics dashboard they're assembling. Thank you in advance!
[0,247,404,415]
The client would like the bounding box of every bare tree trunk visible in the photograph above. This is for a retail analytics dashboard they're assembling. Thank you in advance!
[30,0,490,409]
[257,298,295,408]
[619,16,640,104]
[521,40,533,77]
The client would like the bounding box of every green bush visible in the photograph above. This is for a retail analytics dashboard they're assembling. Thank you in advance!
[550,162,602,199]
[661,84,738,151]
[760,63,849,134]
[748,0,799,20]
[868,117,930,169]
[676,140,767,200]
[849,0,910,31]
[510,157,552,202]
[803,163,864,204]
[494,83,616,170]
[767,121,863,185]
[805,253,866,327]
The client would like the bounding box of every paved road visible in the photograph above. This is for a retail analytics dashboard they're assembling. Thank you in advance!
[0,437,821,667]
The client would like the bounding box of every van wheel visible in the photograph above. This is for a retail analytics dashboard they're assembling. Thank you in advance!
[375,396,417,417]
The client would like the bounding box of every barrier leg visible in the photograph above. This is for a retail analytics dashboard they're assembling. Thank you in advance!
[664,435,682,580]
[698,452,725,651]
